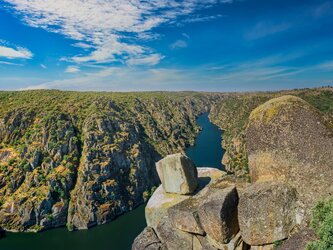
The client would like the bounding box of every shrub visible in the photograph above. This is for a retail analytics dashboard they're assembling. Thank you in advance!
[306,198,333,250]
[66,223,74,231]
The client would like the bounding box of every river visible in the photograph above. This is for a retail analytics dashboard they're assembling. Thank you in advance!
[0,112,224,250]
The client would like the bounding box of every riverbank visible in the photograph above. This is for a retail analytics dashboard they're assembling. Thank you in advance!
[0,112,225,250]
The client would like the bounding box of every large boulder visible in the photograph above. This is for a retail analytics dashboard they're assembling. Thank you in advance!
[250,245,274,250]
[193,235,218,250]
[156,217,193,250]
[167,179,240,249]
[238,181,298,246]
[197,185,239,248]
[132,227,165,250]
[168,197,205,235]
[146,168,225,229]
[246,95,333,221]
[145,185,189,229]
[156,153,198,195]
[193,232,246,250]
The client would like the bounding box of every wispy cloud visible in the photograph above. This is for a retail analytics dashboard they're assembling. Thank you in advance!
[182,14,224,23]
[127,54,164,66]
[18,50,320,92]
[20,66,202,91]
[245,21,292,40]
[312,1,333,18]
[316,60,333,71]
[182,33,191,39]
[0,42,33,59]
[0,60,23,66]
[170,40,188,50]
[65,65,80,73]
[4,0,231,66]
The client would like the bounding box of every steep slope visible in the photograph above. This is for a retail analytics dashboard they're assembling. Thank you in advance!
[133,94,333,250]
[209,87,333,176]
[0,91,225,232]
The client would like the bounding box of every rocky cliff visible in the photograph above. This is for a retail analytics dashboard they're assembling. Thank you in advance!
[134,95,333,250]
[0,90,225,232]
[209,87,333,177]
[246,95,333,224]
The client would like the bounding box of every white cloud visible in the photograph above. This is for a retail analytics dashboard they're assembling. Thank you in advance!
[72,42,93,49]
[0,60,22,66]
[20,67,202,91]
[182,14,224,23]
[40,64,47,69]
[4,0,231,65]
[19,58,333,92]
[0,45,33,59]
[127,54,164,66]
[170,40,188,50]
[65,65,80,73]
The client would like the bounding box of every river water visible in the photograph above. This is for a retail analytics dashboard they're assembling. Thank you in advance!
[0,112,224,250]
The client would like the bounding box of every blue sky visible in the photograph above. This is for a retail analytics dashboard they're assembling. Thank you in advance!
[0,0,333,91]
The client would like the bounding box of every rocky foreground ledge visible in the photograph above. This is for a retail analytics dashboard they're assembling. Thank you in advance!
[133,95,333,250]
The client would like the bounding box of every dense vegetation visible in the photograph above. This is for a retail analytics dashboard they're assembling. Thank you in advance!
[307,198,333,250]
[0,90,225,231]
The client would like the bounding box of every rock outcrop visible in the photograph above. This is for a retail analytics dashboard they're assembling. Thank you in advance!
[156,217,194,250]
[197,185,239,248]
[156,153,198,195]
[246,95,333,223]
[135,94,333,250]
[145,167,226,229]
[238,181,297,246]
[138,154,244,250]
[168,197,205,235]
[132,227,165,250]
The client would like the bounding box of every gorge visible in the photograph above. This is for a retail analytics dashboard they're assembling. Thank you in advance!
[0,111,225,250]
[0,87,332,250]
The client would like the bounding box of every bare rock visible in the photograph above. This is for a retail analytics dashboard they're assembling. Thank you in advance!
[156,153,198,195]
[145,185,189,230]
[249,244,274,250]
[193,235,218,250]
[238,181,297,246]
[193,232,247,250]
[278,228,317,250]
[132,227,165,250]
[146,167,226,230]
[156,217,193,250]
[246,95,333,222]
[168,197,205,235]
[197,185,239,248]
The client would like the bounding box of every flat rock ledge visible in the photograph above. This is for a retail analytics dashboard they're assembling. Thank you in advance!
[145,167,226,229]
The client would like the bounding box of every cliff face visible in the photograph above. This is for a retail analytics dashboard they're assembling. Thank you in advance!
[0,91,224,232]
[209,87,333,177]
[246,95,333,221]
[134,94,333,250]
